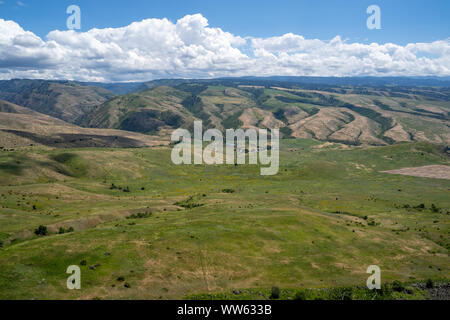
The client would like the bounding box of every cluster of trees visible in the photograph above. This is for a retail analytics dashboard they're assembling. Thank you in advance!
[34,225,75,237]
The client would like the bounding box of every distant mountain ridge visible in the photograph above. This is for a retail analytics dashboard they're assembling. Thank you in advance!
[0,79,116,123]
[0,78,448,146]
[225,76,450,87]
[79,81,450,146]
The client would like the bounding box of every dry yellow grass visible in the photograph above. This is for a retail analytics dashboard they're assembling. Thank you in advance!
[382,165,450,180]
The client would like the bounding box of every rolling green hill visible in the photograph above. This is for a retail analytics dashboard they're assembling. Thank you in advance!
[1,78,448,146]
[0,140,448,299]
[0,78,448,300]
[79,80,450,146]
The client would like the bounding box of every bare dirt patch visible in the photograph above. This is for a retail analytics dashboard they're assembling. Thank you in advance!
[381,165,450,180]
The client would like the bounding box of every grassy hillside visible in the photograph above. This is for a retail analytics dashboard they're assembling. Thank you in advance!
[1,78,448,146]
[0,99,165,149]
[79,81,450,145]
[0,141,448,299]
[78,86,192,134]
[0,78,448,300]
[0,80,116,123]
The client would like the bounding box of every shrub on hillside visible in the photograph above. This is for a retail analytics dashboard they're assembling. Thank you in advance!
[294,290,308,300]
[270,287,280,299]
[127,212,152,219]
[174,196,204,209]
[58,226,74,234]
[34,225,48,236]
[392,280,404,292]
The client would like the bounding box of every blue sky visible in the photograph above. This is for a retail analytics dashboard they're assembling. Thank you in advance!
[0,0,449,81]
[1,0,449,44]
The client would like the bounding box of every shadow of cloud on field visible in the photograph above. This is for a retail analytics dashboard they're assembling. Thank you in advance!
[0,160,23,175]
[0,152,70,177]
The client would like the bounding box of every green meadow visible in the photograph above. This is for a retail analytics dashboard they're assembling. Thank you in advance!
[0,140,448,299]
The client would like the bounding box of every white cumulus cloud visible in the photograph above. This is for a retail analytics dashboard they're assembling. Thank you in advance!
[0,14,449,81]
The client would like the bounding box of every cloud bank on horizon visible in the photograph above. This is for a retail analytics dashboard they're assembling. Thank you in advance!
[0,13,449,82]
